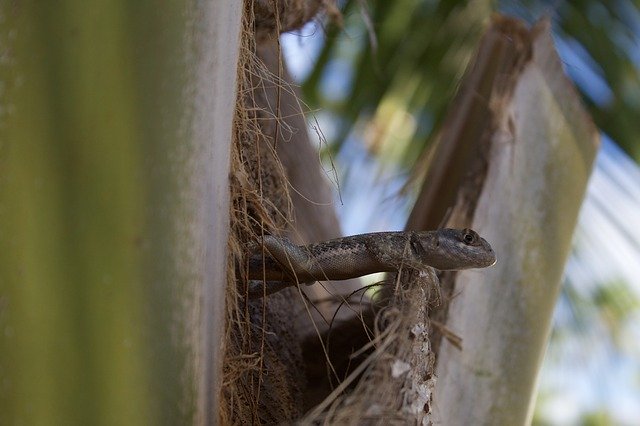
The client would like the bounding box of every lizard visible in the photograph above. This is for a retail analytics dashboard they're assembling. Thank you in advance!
[245,228,496,298]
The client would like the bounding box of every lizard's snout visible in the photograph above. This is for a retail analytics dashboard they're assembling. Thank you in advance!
[478,237,497,267]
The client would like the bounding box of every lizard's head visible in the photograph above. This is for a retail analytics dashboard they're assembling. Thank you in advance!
[414,228,497,270]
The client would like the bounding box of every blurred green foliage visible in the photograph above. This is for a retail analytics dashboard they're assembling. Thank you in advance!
[505,0,640,161]
[303,0,640,164]
[304,0,492,168]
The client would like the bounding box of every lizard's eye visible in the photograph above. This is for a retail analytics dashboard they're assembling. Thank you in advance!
[462,229,477,244]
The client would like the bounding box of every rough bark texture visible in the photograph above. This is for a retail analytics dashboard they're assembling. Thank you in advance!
[253,0,339,43]
[223,25,308,421]
[302,268,442,425]
[221,2,351,423]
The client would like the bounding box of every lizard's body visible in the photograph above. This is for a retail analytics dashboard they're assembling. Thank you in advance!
[247,228,496,297]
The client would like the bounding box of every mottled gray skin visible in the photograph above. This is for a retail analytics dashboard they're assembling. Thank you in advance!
[247,229,496,296]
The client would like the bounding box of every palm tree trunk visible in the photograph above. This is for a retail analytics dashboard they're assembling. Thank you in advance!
[0,2,243,424]
[411,17,599,424]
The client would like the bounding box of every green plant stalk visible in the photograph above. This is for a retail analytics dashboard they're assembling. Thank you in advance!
[0,1,241,424]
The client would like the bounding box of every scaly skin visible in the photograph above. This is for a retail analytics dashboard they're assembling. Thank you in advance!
[246,228,496,297]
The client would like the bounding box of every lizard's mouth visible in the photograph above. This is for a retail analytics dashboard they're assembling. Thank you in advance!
[486,252,497,267]
[479,243,497,268]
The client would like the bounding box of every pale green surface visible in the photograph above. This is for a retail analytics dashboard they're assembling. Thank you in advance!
[0,2,199,424]
[434,23,600,425]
